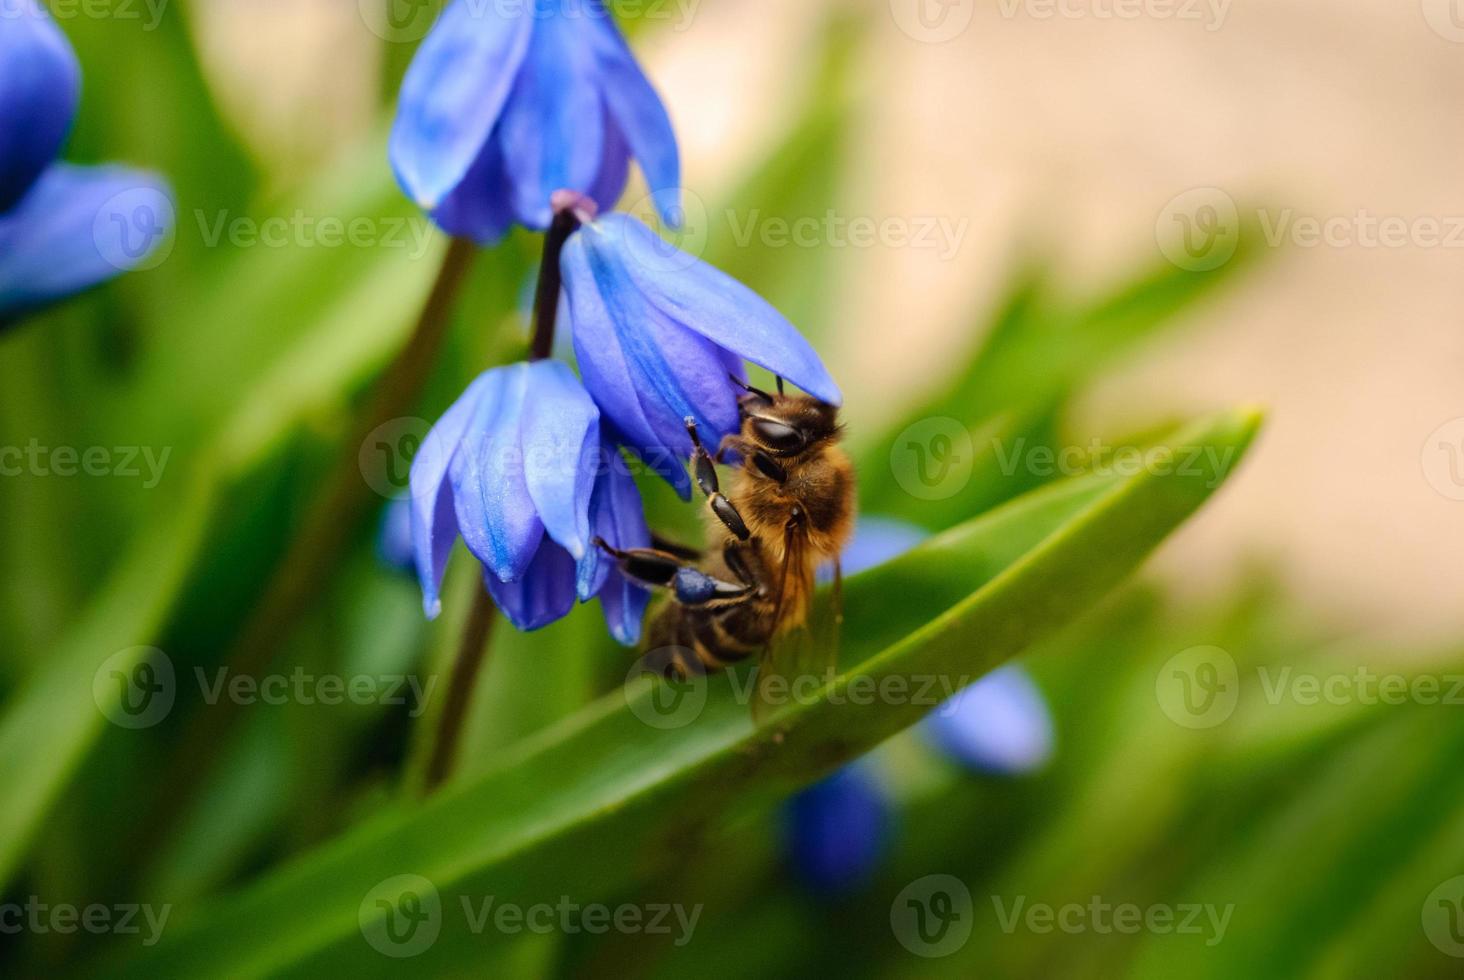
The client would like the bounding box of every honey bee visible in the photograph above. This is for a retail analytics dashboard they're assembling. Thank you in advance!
[597,377,856,705]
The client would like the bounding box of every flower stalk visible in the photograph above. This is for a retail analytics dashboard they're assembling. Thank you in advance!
[424,194,590,792]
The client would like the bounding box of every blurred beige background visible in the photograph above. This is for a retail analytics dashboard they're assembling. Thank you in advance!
[191,0,1464,647]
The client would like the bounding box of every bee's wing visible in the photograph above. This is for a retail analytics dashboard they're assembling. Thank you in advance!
[751,528,841,725]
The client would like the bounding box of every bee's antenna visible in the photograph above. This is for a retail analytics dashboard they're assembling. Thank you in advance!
[729,374,774,403]
[775,376,786,396]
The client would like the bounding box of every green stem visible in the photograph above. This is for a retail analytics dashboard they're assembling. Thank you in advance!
[423,202,586,792]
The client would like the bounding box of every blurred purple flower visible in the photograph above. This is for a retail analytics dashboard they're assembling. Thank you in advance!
[560,213,840,496]
[835,516,1059,775]
[924,666,1055,776]
[0,0,171,323]
[784,764,892,894]
[376,496,416,576]
[390,0,679,244]
[408,359,650,642]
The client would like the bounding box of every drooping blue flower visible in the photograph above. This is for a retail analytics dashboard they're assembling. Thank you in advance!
[924,665,1055,776]
[390,0,679,244]
[561,212,842,496]
[783,764,892,894]
[0,1,172,323]
[408,359,650,642]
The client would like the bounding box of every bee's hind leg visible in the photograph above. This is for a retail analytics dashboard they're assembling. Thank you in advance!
[685,418,751,542]
[650,533,702,561]
[594,539,752,607]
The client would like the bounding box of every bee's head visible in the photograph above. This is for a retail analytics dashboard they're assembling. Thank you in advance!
[732,376,841,458]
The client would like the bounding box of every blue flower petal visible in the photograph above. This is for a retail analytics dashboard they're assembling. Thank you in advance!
[519,360,598,560]
[583,105,631,214]
[584,248,718,461]
[585,12,680,225]
[389,0,533,209]
[450,364,546,583]
[576,444,649,594]
[924,666,1055,776]
[430,134,515,245]
[598,567,649,647]
[409,373,490,617]
[0,164,172,322]
[495,8,606,230]
[486,538,578,632]
[575,447,650,645]
[784,765,891,894]
[639,301,743,448]
[602,213,841,405]
[0,0,79,213]
[562,228,692,497]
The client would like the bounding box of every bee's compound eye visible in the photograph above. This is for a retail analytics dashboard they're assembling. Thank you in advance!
[750,418,804,453]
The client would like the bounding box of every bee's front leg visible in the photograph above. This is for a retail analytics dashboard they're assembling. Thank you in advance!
[685,418,751,541]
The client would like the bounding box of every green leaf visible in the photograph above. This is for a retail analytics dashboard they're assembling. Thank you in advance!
[0,128,475,894]
[0,471,217,890]
[111,408,1260,977]
[1127,707,1464,980]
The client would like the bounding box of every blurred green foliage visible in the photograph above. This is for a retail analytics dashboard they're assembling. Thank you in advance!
[0,4,1457,980]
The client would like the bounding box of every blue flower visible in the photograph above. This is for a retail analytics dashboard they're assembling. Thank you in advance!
[561,213,841,496]
[376,497,416,576]
[390,0,679,244]
[0,0,171,322]
[408,359,650,642]
[783,764,892,894]
[924,665,1055,776]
